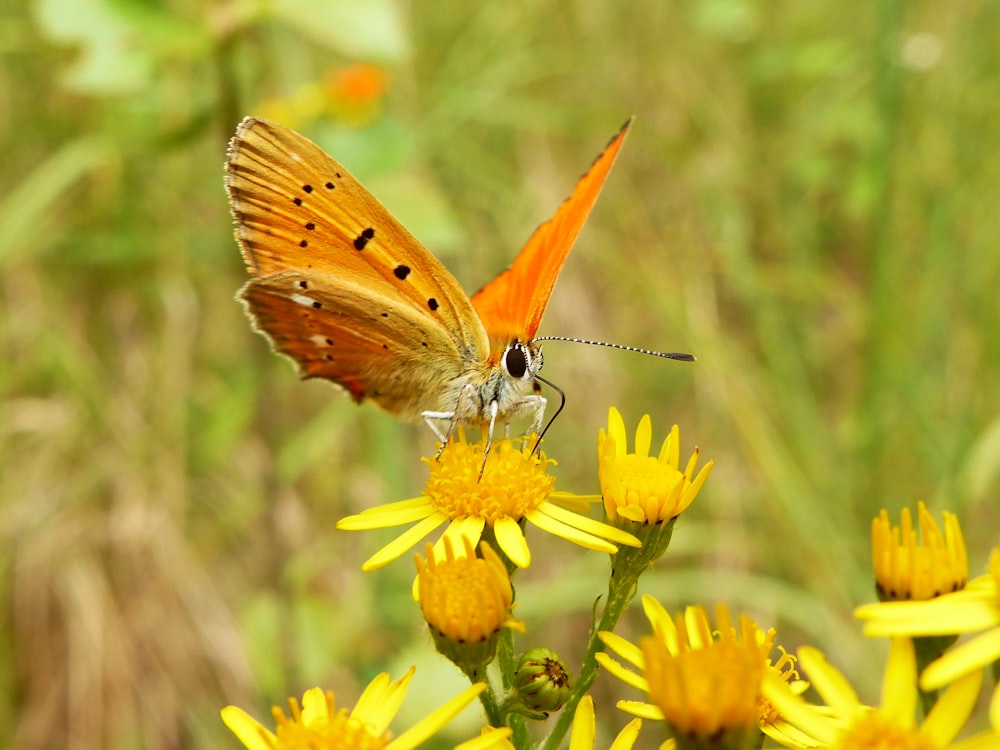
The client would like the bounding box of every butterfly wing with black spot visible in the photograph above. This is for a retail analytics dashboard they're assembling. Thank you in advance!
[226,117,491,417]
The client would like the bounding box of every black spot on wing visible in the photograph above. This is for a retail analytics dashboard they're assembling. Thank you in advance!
[427,298,439,311]
[394,265,411,280]
[353,227,375,250]
[325,181,335,190]
[299,240,308,248]
[305,222,315,231]
[298,280,308,289]
[303,184,313,193]
[293,197,302,206]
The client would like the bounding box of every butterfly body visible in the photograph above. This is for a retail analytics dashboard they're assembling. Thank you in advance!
[226,117,630,439]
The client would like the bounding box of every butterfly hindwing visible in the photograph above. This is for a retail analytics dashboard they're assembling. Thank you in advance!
[240,270,473,419]
[471,119,632,344]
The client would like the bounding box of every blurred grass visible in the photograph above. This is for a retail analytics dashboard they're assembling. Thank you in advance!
[1,0,999,747]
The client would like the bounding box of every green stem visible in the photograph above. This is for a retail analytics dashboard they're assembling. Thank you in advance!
[496,626,530,745]
[477,679,503,728]
[540,564,640,750]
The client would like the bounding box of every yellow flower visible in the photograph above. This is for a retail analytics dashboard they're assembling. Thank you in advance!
[761,638,991,750]
[871,501,968,601]
[599,602,774,748]
[640,604,762,748]
[595,409,712,573]
[599,408,713,525]
[337,433,639,570]
[598,598,815,747]
[221,668,488,750]
[415,538,523,679]
[856,548,1000,733]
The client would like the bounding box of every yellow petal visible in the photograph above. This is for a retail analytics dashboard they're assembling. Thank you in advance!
[594,652,649,693]
[600,630,646,670]
[615,699,664,720]
[351,671,400,733]
[857,597,998,636]
[536,500,640,547]
[761,669,840,746]
[921,628,1000,690]
[570,695,595,750]
[300,687,329,725]
[525,509,618,554]
[494,516,531,568]
[608,407,627,457]
[797,646,861,716]
[610,718,643,750]
[881,638,917,727]
[635,415,652,458]
[455,727,514,750]
[220,706,275,750]
[337,497,434,529]
[387,683,487,750]
[921,670,983,746]
[361,514,448,571]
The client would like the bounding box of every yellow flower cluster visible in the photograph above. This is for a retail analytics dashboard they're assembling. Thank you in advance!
[221,408,998,750]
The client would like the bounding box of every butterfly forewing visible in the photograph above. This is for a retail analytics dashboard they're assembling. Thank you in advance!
[227,117,490,415]
[471,119,632,344]
[226,117,488,353]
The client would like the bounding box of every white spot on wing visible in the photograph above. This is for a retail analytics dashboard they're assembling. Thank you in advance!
[291,293,317,307]
[310,334,330,346]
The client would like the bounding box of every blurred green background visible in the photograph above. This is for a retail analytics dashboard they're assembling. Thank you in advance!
[2,0,998,747]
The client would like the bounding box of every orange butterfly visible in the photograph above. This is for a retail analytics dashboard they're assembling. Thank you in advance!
[226,117,689,449]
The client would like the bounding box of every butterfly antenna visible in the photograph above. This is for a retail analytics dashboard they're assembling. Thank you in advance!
[535,336,696,362]
[532,374,566,456]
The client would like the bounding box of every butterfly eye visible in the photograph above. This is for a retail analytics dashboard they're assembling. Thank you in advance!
[504,344,530,379]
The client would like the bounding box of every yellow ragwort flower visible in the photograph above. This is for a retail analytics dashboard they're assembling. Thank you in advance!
[640,603,763,749]
[598,598,817,747]
[415,538,523,679]
[599,407,712,525]
[762,638,992,750]
[857,548,1000,734]
[597,602,763,748]
[337,433,639,570]
[221,669,488,750]
[871,501,968,601]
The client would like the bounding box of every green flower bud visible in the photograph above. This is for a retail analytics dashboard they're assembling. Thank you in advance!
[513,648,573,714]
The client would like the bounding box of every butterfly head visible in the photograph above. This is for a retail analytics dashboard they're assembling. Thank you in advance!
[501,340,543,384]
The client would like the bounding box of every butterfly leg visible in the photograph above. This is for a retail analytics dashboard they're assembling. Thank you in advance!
[515,395,548,456]
[423,384,478,458]
[469,400,499,479]
[422,410,454,444]
[515,395,547,437]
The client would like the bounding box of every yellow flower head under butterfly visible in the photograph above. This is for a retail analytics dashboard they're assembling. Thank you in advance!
[337,433,639,570]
